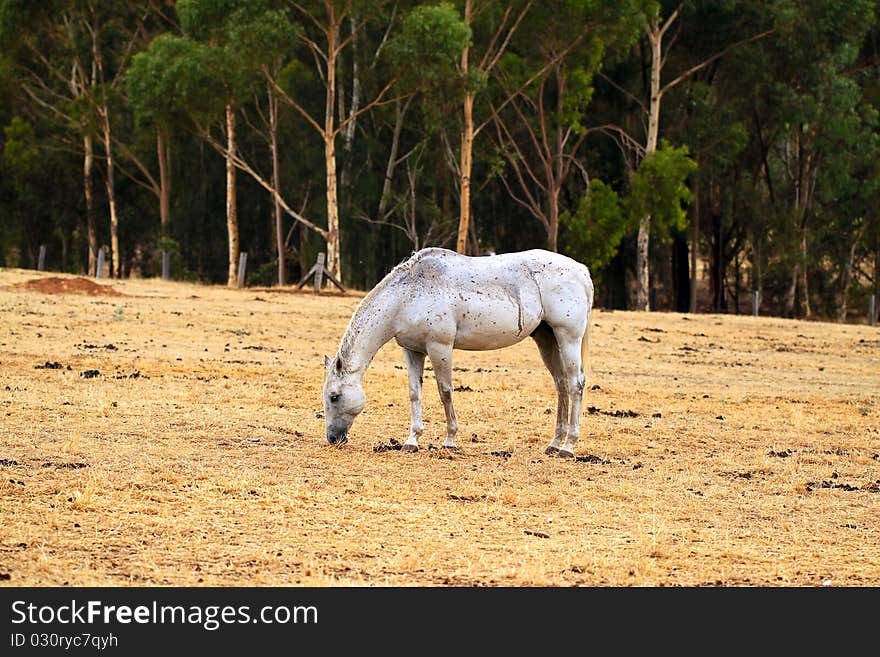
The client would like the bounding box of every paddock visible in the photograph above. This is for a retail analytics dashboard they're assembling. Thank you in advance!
[0,268,877,586]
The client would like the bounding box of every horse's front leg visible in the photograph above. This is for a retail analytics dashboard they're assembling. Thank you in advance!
[426,342,458,448]
[401,348,426,453]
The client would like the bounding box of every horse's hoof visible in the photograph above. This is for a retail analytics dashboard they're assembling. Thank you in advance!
[401,443,419,453]
[544,445,560,455]
[556,449,575,459]
[441,443,458,451]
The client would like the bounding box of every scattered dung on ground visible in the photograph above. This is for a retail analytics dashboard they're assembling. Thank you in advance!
[0,268,878,586]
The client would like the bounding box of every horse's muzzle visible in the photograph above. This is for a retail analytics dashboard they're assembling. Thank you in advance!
[326,432,348,446]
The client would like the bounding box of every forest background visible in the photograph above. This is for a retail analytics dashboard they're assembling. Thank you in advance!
[1,0,878,320]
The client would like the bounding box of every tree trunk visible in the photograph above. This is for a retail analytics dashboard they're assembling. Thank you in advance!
[101,113,121,278]
[325,134,341,285]
[456,0,474,255]
[635,21,663,311]
[674,231,690,312]
[636,217,651,311]
[689,178,700,313]
[547,188,559,252]
[783,263,798,317]
[157,126,171,236]
[753,237,763,315]
[457,91,475,255]
[339,14,360,200]
[874,234,880,324]
[299,222,310,282]
[324,14,342,283]
[83,133,97,276]
[837,232,860,322]
[225,104,239,287]
[711,210,726,312]
[269,85,285,287]
[377,99,408,223]
[800,230,811,318]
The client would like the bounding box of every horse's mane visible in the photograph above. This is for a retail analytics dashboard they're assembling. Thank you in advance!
[336,251,423,366]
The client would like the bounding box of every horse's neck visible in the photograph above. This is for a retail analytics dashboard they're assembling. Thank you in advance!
[338,285,399,374]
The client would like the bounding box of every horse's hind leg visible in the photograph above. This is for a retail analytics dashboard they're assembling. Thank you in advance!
[426,342,458,448]
[554,327,587,458]
[531,322,568,455]
[402,348,426,453]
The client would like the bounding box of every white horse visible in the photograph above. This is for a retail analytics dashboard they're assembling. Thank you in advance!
[322,247,594,457]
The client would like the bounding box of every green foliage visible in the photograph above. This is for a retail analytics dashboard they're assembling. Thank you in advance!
[385,3,471,91]
[2,116,38,174]
[0,0,878,318]
[624,141,697,237]
[177,0,242,40]
[561,178,629,270]
[127,34,224,126]
[222,5,299,69]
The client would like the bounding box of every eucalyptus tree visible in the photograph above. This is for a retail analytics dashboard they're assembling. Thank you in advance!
[488,0,638,252]
[127,33,198,250]
[0,0,148,276]
[262,0,400,284]
[376,2,471,248]
[452,0,532,254]
[172,0,266,285]
[602,0,773,310]
[750,0,877,317]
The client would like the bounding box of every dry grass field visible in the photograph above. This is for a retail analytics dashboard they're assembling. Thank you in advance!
[0,267,878,587]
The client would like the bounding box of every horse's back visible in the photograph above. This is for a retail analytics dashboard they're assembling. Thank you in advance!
[405,247,590,286]
[398,248,592,345]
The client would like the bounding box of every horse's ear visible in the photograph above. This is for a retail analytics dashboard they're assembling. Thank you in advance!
[323,355,331,369]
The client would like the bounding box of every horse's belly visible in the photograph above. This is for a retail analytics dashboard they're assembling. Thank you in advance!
[453,299,541,350]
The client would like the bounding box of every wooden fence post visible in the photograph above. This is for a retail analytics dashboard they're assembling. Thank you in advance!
[296,252,346,295]
[752,290,759,316]
[95,247,105,279]
[313,252,325,294]
[37,245,46,271]
[237,252,248,288]
[162,250,170,281]
[870,294,876,327]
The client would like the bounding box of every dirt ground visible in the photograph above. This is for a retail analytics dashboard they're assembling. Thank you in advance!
[0,268,878,587]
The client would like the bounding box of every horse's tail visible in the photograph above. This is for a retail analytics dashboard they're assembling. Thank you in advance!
[580,272,594,381]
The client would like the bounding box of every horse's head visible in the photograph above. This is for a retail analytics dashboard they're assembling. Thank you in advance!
[322,354,366,445]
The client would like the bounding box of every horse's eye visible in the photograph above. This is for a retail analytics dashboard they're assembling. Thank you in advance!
[329,393,341,403]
